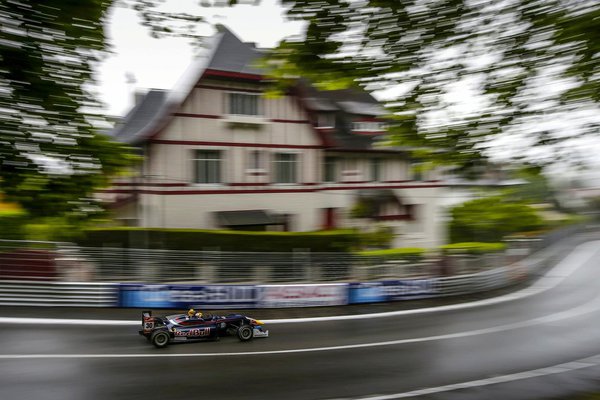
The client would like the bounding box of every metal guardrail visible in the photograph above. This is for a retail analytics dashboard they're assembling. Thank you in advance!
[0,242,511,284]
[0,224,587,307]
[0,281,118,307]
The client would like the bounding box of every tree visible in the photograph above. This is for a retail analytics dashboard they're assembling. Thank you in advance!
[0,1,135,223]
[271,0,600,172]
[449,196,544,243]
[130,0,600,172]
[502,164,558,205]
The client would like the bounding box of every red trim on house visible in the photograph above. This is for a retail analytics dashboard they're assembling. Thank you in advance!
[196,84,263,93]
[321,184,444,191]
[173,112,222,119]
[111,182,188,187]
[352,131,386,135]
[101,183,445,196]
[172,112,310,125]
[103,188,318,195]
[149,139,325,150]
[329,148,409,154]
[354,117,383,122]
[202,69,264,81]
[107,194,137,209]
[375,215,413,221]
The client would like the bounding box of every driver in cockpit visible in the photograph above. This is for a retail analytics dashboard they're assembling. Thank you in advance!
[187,308,203,319]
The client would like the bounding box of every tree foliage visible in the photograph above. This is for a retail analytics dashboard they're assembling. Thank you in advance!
[502,164,558,205]
[0,1,135,220]
[114,0,600,173]
[262,0,600,172]
[449,196,544,242]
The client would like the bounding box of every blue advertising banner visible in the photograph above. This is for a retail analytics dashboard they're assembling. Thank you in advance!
[381,279,439,301]
[348,282,385,304]
[118,284,257,309]
[349,279,439,304]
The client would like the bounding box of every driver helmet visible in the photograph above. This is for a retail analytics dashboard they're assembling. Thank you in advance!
[187,308,195,317]
[195,311,203,318]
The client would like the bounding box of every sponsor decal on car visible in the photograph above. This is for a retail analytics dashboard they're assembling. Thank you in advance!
[173,328,211,337]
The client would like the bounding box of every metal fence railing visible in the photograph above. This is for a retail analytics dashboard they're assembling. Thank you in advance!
[0,224,590,307]
[0,226,581,285]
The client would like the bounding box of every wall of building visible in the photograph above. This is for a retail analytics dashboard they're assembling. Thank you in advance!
[134,184,447,248]
[110,78,447,249]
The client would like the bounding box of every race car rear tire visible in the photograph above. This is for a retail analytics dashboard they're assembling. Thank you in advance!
[237,325,253,341]
[150,330,170,348]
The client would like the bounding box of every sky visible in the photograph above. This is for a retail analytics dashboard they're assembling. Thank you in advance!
[97,0,304,117]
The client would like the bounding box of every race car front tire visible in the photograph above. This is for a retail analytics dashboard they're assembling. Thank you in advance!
[237,325,253,341]
[150,330,170,348]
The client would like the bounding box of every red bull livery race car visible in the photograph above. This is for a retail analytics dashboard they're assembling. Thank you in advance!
[139,309,269,348]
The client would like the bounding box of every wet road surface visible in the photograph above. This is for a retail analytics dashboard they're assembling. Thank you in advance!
[2,240,600,399]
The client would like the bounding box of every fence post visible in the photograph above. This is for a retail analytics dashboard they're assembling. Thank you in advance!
[351,257,367,281]
[294,249,312,282]
[197,248,219,283]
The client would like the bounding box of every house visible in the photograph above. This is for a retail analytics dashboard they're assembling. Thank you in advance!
[103,26,447,248]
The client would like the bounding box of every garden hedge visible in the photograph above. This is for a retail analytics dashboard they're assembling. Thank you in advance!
[78,228,361,252]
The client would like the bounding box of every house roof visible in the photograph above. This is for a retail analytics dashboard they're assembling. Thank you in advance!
[109,89,167,143]
[205,25,266,75]
[110,25,389,149]
[297,84,385,116]
[110,26,250,145]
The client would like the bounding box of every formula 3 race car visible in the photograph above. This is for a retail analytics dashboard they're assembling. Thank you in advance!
[139,309,269,348]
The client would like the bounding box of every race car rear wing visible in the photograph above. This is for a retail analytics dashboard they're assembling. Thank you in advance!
[142,310,154,333]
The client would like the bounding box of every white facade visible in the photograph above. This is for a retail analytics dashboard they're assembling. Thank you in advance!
[105,29,448,249]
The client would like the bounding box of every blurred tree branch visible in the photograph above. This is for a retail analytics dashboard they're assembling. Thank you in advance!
[0,0,136,221]
[267,0,600,173]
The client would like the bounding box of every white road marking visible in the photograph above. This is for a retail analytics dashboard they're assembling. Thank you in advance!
[1,240,598,327]
[333,354,600,399]
[3,288,600,360]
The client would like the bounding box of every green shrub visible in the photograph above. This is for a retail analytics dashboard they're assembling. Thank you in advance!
[358,225,394,249]
[78,228,361,252]
[440,242,506,255]
[449,196,544,243]
[0,210,28,240]
[358,247,426,261]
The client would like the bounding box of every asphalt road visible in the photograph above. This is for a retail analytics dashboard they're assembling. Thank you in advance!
[2,240,600,400]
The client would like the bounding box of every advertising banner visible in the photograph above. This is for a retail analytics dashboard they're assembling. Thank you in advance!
[380,279,439,301]
[257,284,348,308]
[118,284,257,309]
[349,279,440,304]
[348,282,386,304]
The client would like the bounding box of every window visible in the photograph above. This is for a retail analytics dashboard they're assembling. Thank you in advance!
[370,158,382,182]
[193,150,222,184]
[228,93,260,116]
[317,113,335,128]
[273,153,297,183]
[323,156,337,183]
[352,121,386,131]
